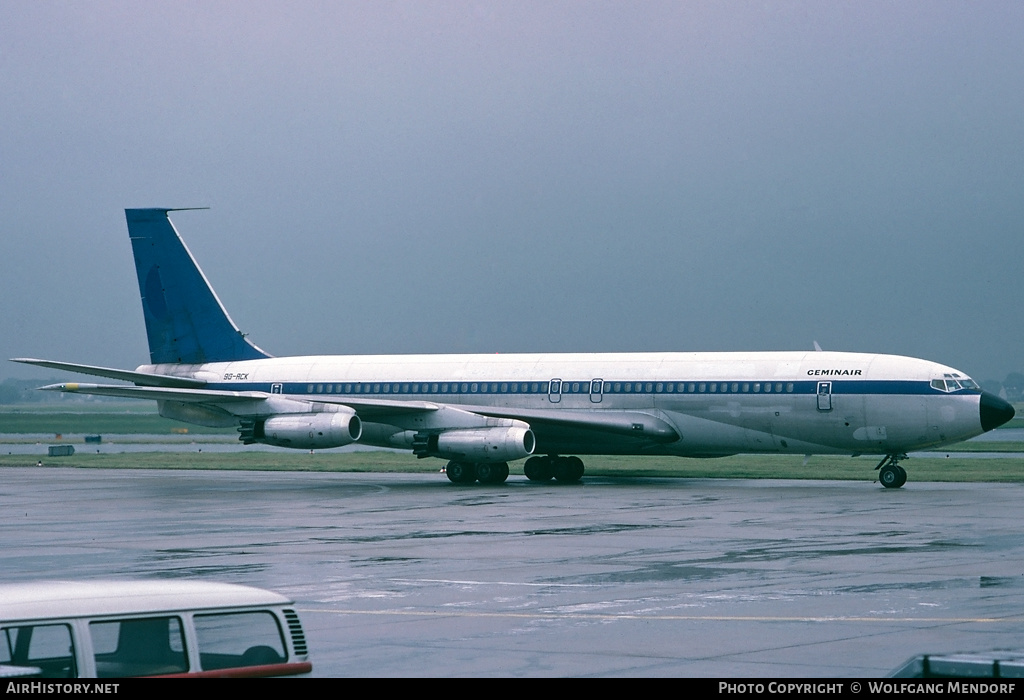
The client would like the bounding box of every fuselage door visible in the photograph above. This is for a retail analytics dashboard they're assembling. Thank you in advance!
[548,378,562,403]
[590,379,603,404]
[816,381,832,411]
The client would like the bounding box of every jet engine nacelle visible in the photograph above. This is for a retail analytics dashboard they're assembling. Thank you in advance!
[260,410,362,449]
[435,427,536,462]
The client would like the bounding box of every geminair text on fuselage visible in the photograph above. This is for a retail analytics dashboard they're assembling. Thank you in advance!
[14,209,1015,488]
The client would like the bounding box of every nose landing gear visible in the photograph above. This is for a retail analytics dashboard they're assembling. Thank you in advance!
[875,454,908,489]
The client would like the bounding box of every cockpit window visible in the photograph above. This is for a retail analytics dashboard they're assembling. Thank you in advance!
[932,373,979,392]
[956,375,979,389]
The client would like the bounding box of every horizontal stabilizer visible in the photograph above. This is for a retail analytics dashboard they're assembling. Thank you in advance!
[40,383,265,403]
[37,382,441,415]
[11,358,206,388]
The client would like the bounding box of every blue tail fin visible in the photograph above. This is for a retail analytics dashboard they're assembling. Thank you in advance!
[126,208,271,364]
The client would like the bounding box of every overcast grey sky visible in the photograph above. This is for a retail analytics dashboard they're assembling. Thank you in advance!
[2,1,1022,383]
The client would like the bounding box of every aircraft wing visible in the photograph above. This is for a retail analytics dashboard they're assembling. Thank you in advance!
[307,398,679,439]
[36,377,678,441]
[311,396,441,416]
[466,405,680,442]
[12,358,205,388]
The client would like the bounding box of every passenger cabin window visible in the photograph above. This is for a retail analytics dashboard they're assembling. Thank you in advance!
[194,611,287,671]
[90,617,187,678]
[1,623,77,678]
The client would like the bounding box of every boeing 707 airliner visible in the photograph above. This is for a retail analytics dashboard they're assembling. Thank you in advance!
[13,209,1015,488]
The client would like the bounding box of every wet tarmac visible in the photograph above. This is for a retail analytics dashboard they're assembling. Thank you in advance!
[3,467,1024,677]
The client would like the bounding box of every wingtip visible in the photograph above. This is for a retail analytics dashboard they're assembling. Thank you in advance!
[38,383,75,391]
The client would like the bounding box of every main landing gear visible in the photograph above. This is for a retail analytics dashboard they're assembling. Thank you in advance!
[445,461,509,485]
[523,455,585,484]
[875,454,908,489]
[445,455,586,485]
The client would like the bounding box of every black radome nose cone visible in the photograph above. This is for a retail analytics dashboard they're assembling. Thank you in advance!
[980,391,1015,432]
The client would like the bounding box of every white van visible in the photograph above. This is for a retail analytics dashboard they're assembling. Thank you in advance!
[0,580,311,678]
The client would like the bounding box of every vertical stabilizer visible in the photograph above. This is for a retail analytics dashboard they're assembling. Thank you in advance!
[126,208,271,364]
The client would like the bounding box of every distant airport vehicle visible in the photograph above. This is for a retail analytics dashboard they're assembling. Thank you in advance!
[0,580,311,678]
[13,209,1014,488]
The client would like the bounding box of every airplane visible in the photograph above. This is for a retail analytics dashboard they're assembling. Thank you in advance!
[13,208,1015,488]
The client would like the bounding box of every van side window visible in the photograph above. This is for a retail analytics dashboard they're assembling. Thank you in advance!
[1,624,77,678]
[90,617,187,678]
[194,611,286,671]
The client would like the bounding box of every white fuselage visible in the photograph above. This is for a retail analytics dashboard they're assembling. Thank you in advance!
[143,350,986,458]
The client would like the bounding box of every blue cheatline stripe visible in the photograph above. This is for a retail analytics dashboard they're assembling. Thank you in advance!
[205,379,968,398]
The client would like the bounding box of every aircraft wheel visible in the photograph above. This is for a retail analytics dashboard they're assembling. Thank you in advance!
[476,462,509,485]
[553,456,582,483]
[879,464,903,489]
[524,456,552,482]
[446,461,477,484]
[894,465,907,488]
[567,456,585,481]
